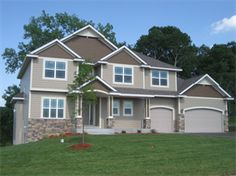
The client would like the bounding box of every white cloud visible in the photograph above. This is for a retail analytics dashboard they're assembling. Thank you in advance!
[211,15,236,33]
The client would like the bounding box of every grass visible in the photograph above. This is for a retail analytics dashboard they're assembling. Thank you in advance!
[0,134,236,176]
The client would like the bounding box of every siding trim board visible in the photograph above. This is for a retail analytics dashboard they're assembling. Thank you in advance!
[183,106,224,114]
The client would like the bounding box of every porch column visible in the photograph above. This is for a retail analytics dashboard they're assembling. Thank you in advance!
[177,97,185,132]
[106,96,114,128]
[143,98,151,129]
[74,94,82,129]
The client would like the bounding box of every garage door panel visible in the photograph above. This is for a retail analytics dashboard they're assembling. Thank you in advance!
[185,109,223,133]
[151,108,173,132]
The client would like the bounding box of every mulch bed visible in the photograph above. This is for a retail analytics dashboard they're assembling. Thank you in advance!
[70,143,92,151]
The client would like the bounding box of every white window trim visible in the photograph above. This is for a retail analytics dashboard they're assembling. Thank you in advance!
[151,69,169,88]
[123,100,133,116]
[112,99,120,116]
[41,97,66,119]
[113,65,134,85]
[43,58,68,81]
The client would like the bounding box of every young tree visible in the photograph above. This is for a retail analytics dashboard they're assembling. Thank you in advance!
[2,10,118,74]
[68,62,96,144]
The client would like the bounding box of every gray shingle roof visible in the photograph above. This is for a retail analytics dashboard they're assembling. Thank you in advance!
[133,51,182,70]
[14,92,24,98]
[177,75,204,93]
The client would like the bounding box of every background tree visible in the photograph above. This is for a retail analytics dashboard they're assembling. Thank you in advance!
[134,26,198,78]
[2,10,118,73]
[0,85,20,145]
[68,62,96,144]
[196,42,236,115]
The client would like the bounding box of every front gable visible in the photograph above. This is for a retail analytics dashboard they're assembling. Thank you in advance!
[91,80,112,93]
[64,36,113,62]
[185,84,224,98]
[107,50,142,65]
[37,43,74,59]
[180,74,232,98]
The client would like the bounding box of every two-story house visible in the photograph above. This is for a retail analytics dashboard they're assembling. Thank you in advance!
[13,25,233,144]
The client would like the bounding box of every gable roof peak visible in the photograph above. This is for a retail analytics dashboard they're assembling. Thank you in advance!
[60,25,118,50]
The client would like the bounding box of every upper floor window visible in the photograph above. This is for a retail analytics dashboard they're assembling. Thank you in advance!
[42,98,65,119]
[114,66,133,84]
[151,70,168,87]
[44,60,66,80]
[112,99,120,116]
[123,100,133,116]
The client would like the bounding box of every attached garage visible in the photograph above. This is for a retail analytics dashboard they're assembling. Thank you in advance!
[150,107,174,132]
[184,107,223,133]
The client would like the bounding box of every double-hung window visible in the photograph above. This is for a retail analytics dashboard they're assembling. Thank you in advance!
[44,60,66,79]
[152,70,168,87]
[112,99,120,116]
[123,100,133,116]
[42,98,65,118]
[114,66,133,84]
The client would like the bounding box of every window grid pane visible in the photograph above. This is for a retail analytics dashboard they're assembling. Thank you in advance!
[43,98,64,118]
[114,66,132,84]
[152,70,168,86]
[45,61,66,79]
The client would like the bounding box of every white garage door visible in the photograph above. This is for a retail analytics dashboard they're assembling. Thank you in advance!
[185,109,223,133]
[150,108,173,132]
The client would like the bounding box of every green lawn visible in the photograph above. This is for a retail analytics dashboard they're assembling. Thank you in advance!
[0,134,236,176]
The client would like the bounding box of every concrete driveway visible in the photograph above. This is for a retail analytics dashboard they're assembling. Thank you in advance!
[185,132,236,139]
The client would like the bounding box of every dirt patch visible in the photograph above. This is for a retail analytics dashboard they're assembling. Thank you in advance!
[70,143,92,151]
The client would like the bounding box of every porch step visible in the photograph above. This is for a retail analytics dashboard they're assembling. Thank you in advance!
[77,128,115,135]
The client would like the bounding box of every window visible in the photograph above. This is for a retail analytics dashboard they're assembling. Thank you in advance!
[112,100,120,116]
[151,70,168,86]
[42,98,65,118]
[123,100,133,116]
[114,66,133,84]
[44,60,66,79]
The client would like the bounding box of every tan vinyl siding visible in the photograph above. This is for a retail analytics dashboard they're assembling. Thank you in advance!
[32,58,77,90]
[37,44,74,59]
[180,97,225,111]
[102,64,143,88]
[64,36,113,62]
[113,98,144,128]
[20,61,31,92]
[13,101,24,145]
[30,92,75,119]
[20,61,31,122]
[145,70,176,91]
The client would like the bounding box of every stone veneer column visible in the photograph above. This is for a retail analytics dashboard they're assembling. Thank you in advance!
[143,98,151,129]
[106,96,114,128]
[27,119,73,142]
[177,114,185,132]
[143,119,151,129]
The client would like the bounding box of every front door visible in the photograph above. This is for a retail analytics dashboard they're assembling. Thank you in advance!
[88,103,96,126]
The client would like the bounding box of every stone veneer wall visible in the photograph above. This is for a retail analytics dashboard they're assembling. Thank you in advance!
[27,119,73,142]
[143,119,151,129]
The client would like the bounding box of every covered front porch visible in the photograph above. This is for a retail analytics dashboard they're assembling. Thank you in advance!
[74,93,152,132]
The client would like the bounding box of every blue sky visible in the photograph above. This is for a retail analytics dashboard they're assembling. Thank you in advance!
[0,0,235,106]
